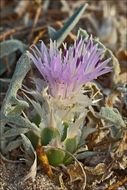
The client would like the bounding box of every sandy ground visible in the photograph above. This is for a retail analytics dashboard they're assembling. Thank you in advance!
[0,161,62,190]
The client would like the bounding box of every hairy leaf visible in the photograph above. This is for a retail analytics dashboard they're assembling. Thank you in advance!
[2,128,29,138]
[0,53,39,152]
[48,4,88,47]
[76,151,98,160]
[98,107,126,128]
[0,39,27,59]
[5,139,22,153]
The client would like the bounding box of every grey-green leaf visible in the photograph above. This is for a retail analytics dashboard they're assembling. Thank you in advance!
[76,151,98,160]
[5,139,22,153]
[77,28,106,50]
[0,39,27,59]
[110,126,123,139]
[21,134,34,155]
[98,107,126,128]
[8,105,24,116]
[48,3,88,47]
[2,128,29,138]
[0,53,40,152]
[48,26,57,40]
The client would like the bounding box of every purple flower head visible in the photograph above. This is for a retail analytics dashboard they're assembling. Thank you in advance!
[28,38,112,99]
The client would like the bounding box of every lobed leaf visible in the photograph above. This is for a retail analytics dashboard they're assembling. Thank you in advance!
[0,53,39,152]
[104,49,120,87]
[28,132,39,150]
[2,128,29,138]
[21,134,34,156]
[7,105,24,116]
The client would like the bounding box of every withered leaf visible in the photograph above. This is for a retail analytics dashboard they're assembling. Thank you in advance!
[21,134,37,182]
[112,130,127,170]
[85,163,106,176]
[36,139,53,179]
[59,173,68,190]
[67,161,86,190]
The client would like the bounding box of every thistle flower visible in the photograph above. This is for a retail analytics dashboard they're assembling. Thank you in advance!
[26,37,113,167]
[28,38,112,99]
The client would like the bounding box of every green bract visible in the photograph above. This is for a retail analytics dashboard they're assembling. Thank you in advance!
[24,84,89,166]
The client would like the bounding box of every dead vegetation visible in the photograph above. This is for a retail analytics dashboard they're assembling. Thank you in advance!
[0,0,127,189]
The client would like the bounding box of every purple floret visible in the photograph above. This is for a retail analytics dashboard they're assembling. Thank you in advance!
[28,38,112,99]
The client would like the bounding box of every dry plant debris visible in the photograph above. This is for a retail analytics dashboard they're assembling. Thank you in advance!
[0,0,127,190]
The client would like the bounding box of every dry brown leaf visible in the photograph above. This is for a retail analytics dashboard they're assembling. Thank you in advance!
[117,50,127,62]
[14,0,30,17]
[67,161,86,190]
[105,89,122,108]
[119,72,127,84]
[84,82,103,101]
[0,152,24,164]
[24,151,37,182]
[86,162,113,188]
[111,130,127,170]
[43,145,86,190]
[85,163,106,176]
[23,143,37,182]
[87,122,101,149]
[21,134,37,182]
[116,130,127,157]
[59,173,68,190]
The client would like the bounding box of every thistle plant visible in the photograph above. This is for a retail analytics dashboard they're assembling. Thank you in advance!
[25,37,112,166]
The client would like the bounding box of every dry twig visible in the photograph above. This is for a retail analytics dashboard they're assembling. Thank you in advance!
[28,3,42,43]
[104,175,127,190]
[32,30,46,44]
[0,26,28,41]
